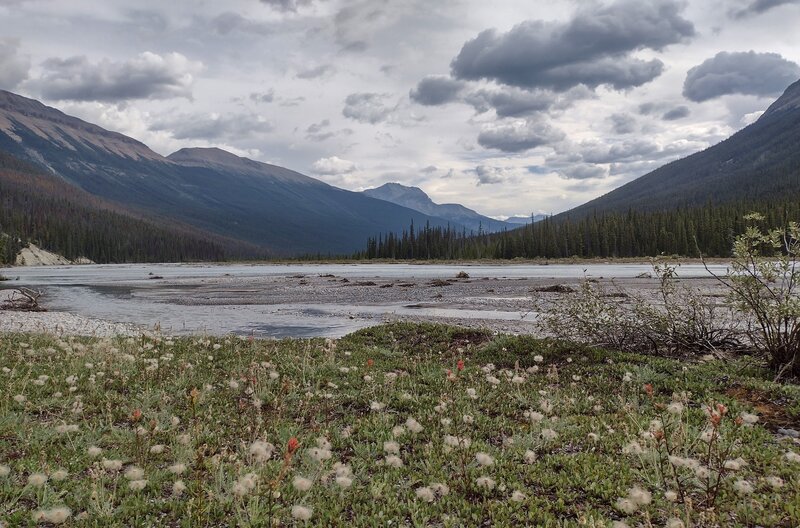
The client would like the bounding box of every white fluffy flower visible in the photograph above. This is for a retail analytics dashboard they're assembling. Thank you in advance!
[384,455,403,468]
[475,476,495,490]
[733,479,753,495]
[383,441,400,454]
[405,417,423,433]
[415,486,435,502]
[291,505,313,521]
[510,490,527,502]
[292,476,313,491]
[475,452,494,466]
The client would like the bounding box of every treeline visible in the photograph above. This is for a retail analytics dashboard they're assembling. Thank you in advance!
[357,198,800,260]
[0,151,231,264]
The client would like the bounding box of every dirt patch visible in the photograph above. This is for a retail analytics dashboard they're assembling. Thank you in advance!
[534,284,576,293]
[726,385,799,431]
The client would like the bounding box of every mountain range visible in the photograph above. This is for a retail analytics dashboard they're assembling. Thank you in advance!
[561,78,800,219]
[2,77,800,262]
[0,90,472,256]
[362,182,510,233]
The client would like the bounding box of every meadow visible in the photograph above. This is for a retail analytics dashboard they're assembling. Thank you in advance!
[1,322,798,527]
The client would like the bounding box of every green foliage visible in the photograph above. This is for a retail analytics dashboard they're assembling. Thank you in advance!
[714,214,800,377]
[359,200,800,260]
[0,325,797,526]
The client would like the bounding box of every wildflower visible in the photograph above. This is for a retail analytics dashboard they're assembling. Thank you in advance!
[511,490,527,502]
[666,402,684,414]
[486,375,501,385]
[622,372,632,382]
[232,473,258,496]
[457,359,465,371]
[541,428,558,441]
[523,450,537,464]
[475,476,496,490]
[335,475,353,488]
[292,476,313,491]
[463,414,474,425]
[307,447,332,463]
[723,458,746,471]
[475,452,494,466]
[766,476,784,489]
[0,465,10,477]
[287,437,300,454]
[416,486,435,502]
[392,426,406,437]
[168,463,187,475]
[466,388,477,399]
[370,401,385,411]
[740,412,758,425]
[249,440,275,463]
[13,394,26,403]
[628,486,651,506]
[173,480,186,496]
[665,490,678,502]
[177,434,192,446]
[150,444,165,454]
[55,424,79,434]
[87,446,102,457]
[28,473,48,487]
[51,469,68,481]
[616,498,637,514]
[511,375,525,384]
[524,410,544,422]
[41,506,71,524]
[102,459,123,471]
[125,466,145,480]
[733,479,753,494]
[228,380,239,390]
[383,441,400,454]
[430,482,449,496]
[291,505,313,521]
[384,455,403,468]
[533,355,544,363]
[665,519,685,528]
[129,479,148,491]
[405,417,423,433]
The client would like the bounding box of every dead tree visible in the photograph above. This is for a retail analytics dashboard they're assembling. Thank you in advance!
[1,287,45,312]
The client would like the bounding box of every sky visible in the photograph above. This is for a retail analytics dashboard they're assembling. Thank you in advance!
[1,0,799,219]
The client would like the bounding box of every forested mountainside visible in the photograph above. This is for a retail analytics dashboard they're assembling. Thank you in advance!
[0,151,247,264]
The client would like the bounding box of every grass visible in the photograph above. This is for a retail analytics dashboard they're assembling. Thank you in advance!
[0,322,798,527]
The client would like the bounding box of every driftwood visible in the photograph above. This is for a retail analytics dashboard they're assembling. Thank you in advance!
[1,287,46,312]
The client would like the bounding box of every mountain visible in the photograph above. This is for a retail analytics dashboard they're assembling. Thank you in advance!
[561,79,800,219]
[362,182,509,233]
[0,90,457,255]
[0,150,238,264]
[505,215,548,225]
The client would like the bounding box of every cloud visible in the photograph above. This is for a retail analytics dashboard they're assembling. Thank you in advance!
[250,90,275,103]
[32,52,202,102]
[151,113,273,140]
[450,0,694,91]
[296,64,333,79]
[475,165,515,185]
[211,12,271,35]
[0,38,29,89]
[558,164,608,180]
[683,51,800,102]
[662,105,690,120]
[311,156,357,174]
[465,87,556,117]
[342,92,394,123]
[409,75,465,105]
[730,0,800,19]
[477,119,565,152]
[608,113,637,134]
[260,0,316,12]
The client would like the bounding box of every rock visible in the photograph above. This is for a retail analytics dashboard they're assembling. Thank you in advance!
[15,244,71,266]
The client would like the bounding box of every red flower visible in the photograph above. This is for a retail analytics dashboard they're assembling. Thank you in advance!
[367,359,374,367]
[457,359,465,371]
[131,409,143,422]
[643,384,654,397]
[287,437,300,454]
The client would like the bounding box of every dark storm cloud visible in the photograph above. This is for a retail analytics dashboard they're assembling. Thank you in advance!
[32,52,201,102]
[476,120,565,153]
[260,0,316,12]
[342,92,395,123]
[409,75,465,105]
[250,90,275,103]
[449,0,694,91]
[475,165,514,185]
[0,38,29,90]
[730,0,800,19]
[662,105,690,120]
[151,113,273,140]
[558,164,608,180]
[608,113,637,134]
[465,88,556,117]
[683,51,800,102]
[296,64,334,79]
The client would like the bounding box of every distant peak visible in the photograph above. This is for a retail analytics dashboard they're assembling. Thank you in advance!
[367,182,431,201]
[761,78,800,118]
[167,147,261,170]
